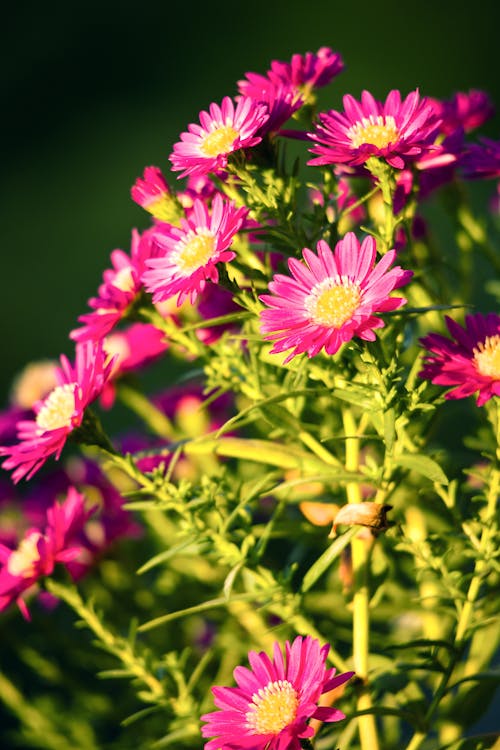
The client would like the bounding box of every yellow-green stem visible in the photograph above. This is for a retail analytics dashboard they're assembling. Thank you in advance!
[342,408,379,750]
[47,580,164,701]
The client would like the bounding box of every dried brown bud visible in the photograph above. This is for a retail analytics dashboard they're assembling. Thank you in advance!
[330,502,393,536]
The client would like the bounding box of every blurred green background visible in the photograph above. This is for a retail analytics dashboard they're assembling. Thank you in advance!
[2,0,500,400]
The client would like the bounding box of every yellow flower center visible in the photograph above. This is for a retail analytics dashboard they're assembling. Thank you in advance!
[36,384,77,432]
[112,266,135,292]
[306,278,361,327]
[348,115,398,149]
[7,533,43,577]
[473,335,500,379]
[174,230,216,274]
[200,125,238,157]
[245,679,299,735]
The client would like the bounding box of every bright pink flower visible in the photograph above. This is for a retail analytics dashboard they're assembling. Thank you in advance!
[269,47,344,92]
[100,323,168,409]
[308,89,441,170]
[201,635,354,750]
[0,487,91,619]
[142,194,248,305]
[260,232,412,363]
[131,166,177,222]
[0,342,115,483]
[462,137,500,179]
[237,75,304,134]
[419,313,500,406]
[71,228,160,343]
[169,96,269,179]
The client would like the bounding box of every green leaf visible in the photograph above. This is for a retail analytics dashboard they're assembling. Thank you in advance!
[301,527,358,593]
[393,454,448,485]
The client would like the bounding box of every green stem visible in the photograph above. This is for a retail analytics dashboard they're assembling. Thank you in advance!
[118,382,176,439]
[455,468,499,645]
[46,580,164,701]
[342,408,380,750]
[404,468,499,750]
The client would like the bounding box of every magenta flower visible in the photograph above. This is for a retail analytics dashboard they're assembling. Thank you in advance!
[260,232,412,363]
[100,323,168,409]
[462,137,500,179]
[269,47,344,92]
[308,89,441,170]
[429,89,494,136]
[237,75,304,134]
[201,635,354,750]
[131,166,176,221]
[142,194,248,305]
[419,313,500,406]
[0,342,115,483]
[0,487,91,619]
[71,228,160,343]
[169,96,269,179]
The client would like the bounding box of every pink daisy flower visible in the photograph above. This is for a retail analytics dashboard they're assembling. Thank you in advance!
[419,313,500,406]
[201,635,354,750]
[308,89,441,170]
[0,342,115,483]
[269,47,344,92]
[260,232,412,363]
[237,74,304,135]
[71,228,160,343]
[0,487,92,619]
[131,166,179,222]
[169,96,269,179]
[142,193,248,305]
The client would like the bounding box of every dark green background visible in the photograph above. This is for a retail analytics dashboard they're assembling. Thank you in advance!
[2,0,500,400]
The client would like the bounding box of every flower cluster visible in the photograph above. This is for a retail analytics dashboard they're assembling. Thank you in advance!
[1,42,499,750]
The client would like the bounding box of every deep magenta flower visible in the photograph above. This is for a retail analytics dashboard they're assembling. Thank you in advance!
[462,137,500,179]
[428,89,494,136]
[0,342,115,483]
[0,487,91,619]
[260,232,412,363]
[269,47,344,92]
[308,89,441,170]
[142,194,248,305]
[419,313,500,406]
[201,635,354,750]
[71,228,160,343]
[169,96,269,179]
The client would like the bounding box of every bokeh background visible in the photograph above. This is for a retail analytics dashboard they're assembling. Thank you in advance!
[2,0,500,399]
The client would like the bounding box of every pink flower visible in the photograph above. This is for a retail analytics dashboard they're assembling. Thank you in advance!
[100,323,168,409]
[260,232,412,363]
[237,75,304,134]
[0,487,92,619]
[269,47,344,92]
[419,313,500,406]
[131,166,178,222]
[308,89,441,170]
[428,90,494,136]
[169,96,269,179]
[71,228,160,343]
[0,342,115,483]
[201,635,354,750]
[142,194,248,305]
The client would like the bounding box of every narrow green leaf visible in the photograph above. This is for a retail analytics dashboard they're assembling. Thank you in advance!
[301,527,358,593]
[393,454,448,485]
